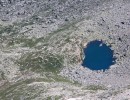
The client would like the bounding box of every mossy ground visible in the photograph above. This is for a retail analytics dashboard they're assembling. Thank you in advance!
[17,52,64,73]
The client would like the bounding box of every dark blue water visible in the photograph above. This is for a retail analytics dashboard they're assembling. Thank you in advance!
[82,40,116,71]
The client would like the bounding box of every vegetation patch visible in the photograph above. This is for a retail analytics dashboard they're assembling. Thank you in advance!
[17,52,64,73]
[7,37,39,48]
[127,85,130,89]
[13,20,34,28]
[0,79,48,100]
[83,85,106,91]
[0,25,19,35]
[46,96,62,100]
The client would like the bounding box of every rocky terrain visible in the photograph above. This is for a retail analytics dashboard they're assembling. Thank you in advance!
[0,0,130,99]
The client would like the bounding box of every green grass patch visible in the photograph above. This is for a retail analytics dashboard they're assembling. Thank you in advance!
[7,37,39,48]
[46,96,62,100]
[0,76,71,100]
[13,20,34,28]
[17,52,64,73]
[83,85,106,91]
[0,78,54,100]
[0,25,19,35]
